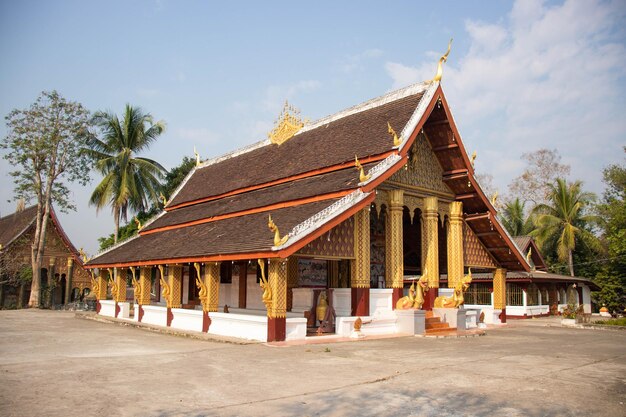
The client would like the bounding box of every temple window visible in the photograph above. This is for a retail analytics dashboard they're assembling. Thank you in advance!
[526,284,539,306]
[506,283,523,306]
[465,283,491,305]
[220,262,232,284]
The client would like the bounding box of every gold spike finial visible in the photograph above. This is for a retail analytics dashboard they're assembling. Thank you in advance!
[470,150,477,168]
[387,122,401,147]
[526,247,532,263]
[194,146,200,166]
[431,38,453,83]
[159,192,168,206]
[354,155,371,183]
[268,214,289,246]
[268,100,306,145]
[491,191,498,206]
[134,216,142,230]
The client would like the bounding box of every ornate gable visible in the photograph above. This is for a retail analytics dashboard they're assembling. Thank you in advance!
[388,133,453,195]
[463,223,497,268]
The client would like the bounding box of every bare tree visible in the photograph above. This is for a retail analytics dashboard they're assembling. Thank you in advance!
[1,91,92,307]
[508,149,571,207]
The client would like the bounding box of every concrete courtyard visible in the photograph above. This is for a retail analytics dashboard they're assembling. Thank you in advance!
[0,309,624,417]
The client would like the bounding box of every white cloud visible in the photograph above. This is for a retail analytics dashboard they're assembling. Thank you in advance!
[385,0,626,196]
[340,48,384,73]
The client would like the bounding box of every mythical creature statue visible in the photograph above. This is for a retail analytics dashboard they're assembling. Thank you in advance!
[160,274,171,307]
[434,268,473,308]
[387,122,401,147]
[491,191,498,206]
[268,215,289,246]
[258,259,272,313]
[526,247,532,263]
[431,38,453,83]
[131,273,141,303]
[79,247,88,263]
[109,276,119,301]
[470,151,477,168]
[134,216,142,230]
[396,270,429,310]
[196,275,208,307]
[354,155,371,183]
[159,192,168,206]
[90,272,100,299]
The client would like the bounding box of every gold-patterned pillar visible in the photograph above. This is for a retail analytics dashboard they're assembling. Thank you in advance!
[385,206,392,288]
[388,190,404,307]
[65,257,74,304]
[493,268,507,323]
[423,197,439,310]
[95,270,108,301]
[287,257,299,311]
[137,267,152,305]
[447,201,464,289]
[204,262,220,313]
[352,207,370,316]
[167,265,183,309]
[115,268,127,303]
[267,258,287,342]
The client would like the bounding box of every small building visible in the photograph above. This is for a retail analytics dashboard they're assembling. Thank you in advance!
[463,236,598,320]
[0,205,91,308]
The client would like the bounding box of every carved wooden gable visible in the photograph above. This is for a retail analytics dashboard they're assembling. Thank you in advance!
[463,223,497,268]
[389,133,453,195]
[297,217,354,258]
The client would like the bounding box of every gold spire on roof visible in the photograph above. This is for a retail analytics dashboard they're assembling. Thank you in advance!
[431,38,453,83]
[268,214,289,246]
[268,101,306,145]
[387,122,401,147]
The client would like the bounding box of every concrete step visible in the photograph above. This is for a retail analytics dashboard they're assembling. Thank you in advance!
[426,322,450,330]
[425,317,442,324]
[425,327,458,335]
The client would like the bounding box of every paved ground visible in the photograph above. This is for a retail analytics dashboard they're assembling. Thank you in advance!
[0,310,624,417]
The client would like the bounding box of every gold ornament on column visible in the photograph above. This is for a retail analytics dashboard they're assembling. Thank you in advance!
[447,201,464,288]
[258,259,273,315]
[396,269,429,309]
[130,267,140,303]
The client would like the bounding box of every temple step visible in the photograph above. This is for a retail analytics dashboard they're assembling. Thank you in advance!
[425,328,459,335]
[426,322,450,329]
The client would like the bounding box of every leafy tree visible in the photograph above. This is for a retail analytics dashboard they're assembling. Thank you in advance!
[96,155,196,251]
[87,105,166,244]
[593,148,626,314]
[509,149,571,206]
[499,198,535,236]
[531,178,601,276]
[1,91,92,307]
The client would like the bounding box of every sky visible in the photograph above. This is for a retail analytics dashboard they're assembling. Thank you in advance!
[1,0,625,255]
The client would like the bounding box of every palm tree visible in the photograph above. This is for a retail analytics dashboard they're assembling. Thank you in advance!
[88,105,166,244]
[530,178,600,276]
[499,198,535,236]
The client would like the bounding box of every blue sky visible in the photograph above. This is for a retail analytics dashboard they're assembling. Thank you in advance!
[1,0,625,255]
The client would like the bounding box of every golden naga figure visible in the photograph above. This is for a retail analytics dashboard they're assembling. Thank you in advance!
[158,265,171,307]
[431,38,453,83]
[396,270,430,310]
[491,191,499,206]
[470,150,477,168]
[268,214,289,246]
[354,155,371,183]
[90,272,100,299]
[434,268,473,308]
[387,122,401,147]
[159,192,168,206]
[258,259,272,314]
[134,216,142,230]
[79,247,88,264]
[109,276,118,300]
[526,247,532,264]
[130,269,141,303]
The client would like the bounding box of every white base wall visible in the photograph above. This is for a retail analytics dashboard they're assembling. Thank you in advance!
[133,303,140,322]
[463,306,503,324]
[370,289,393,317]
[208,312,267,341]
[99,300,116,317]
[141,305,168,327]
[286,318,307,341]
[170,308,203,332]
[333,288,351,317]
[118,302,130,319]
[336,313,398,337]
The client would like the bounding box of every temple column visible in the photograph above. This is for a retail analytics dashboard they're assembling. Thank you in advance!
[160,265,182,326]
[238,261,247,309]
[388,190,404,307]
[447,201,464,289]
[549,284,558,315]
[114,267,127,317]
[287,257,299,311]
[351,207,370,316]
[493,268,507,323]
[47,257,56,307]
[94,269,108,313]
[198,262,220,332]
[422,197,439,310]
[267,259,287,342]
[65,257,74,304]
[136,267,152,322]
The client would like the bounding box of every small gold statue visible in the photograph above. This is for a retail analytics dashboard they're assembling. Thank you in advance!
[434,268,472,308]
[396,269,429,310]
[387,122,401,147]
[354,317,363,332]
[131,268,141,303]
[354,155,371,183]
[268,214,289,246]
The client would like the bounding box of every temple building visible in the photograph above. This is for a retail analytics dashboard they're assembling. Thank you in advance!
[0,205,92,308]
[85,71,595,341]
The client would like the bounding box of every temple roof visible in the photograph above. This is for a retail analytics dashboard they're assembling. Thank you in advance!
[471,271,600,291]
[87,81,530,271]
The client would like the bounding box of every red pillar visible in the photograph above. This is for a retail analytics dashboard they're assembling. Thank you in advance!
[267,317,286,342]
[351,288,370,316]
[392,288,403,309]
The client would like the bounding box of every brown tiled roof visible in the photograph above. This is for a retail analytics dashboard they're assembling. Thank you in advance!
[169,93,424,207]
[89,199,341,267]
[143,163,369,232]
[470,271,600,290]
[0,205,37,249]
[512,236,531,251]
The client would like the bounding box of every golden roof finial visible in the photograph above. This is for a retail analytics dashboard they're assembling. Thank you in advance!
[431,38,453,83]
[194,146,200,166]
[387,122,401,147]
[268,100,306,145]
[268,214,289,246]
[159,192,168,206]
[134,216,142,230]
[491,190,498,206]
[470,150,477,168]
[526,247,532,263]
[354,155,371,183]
